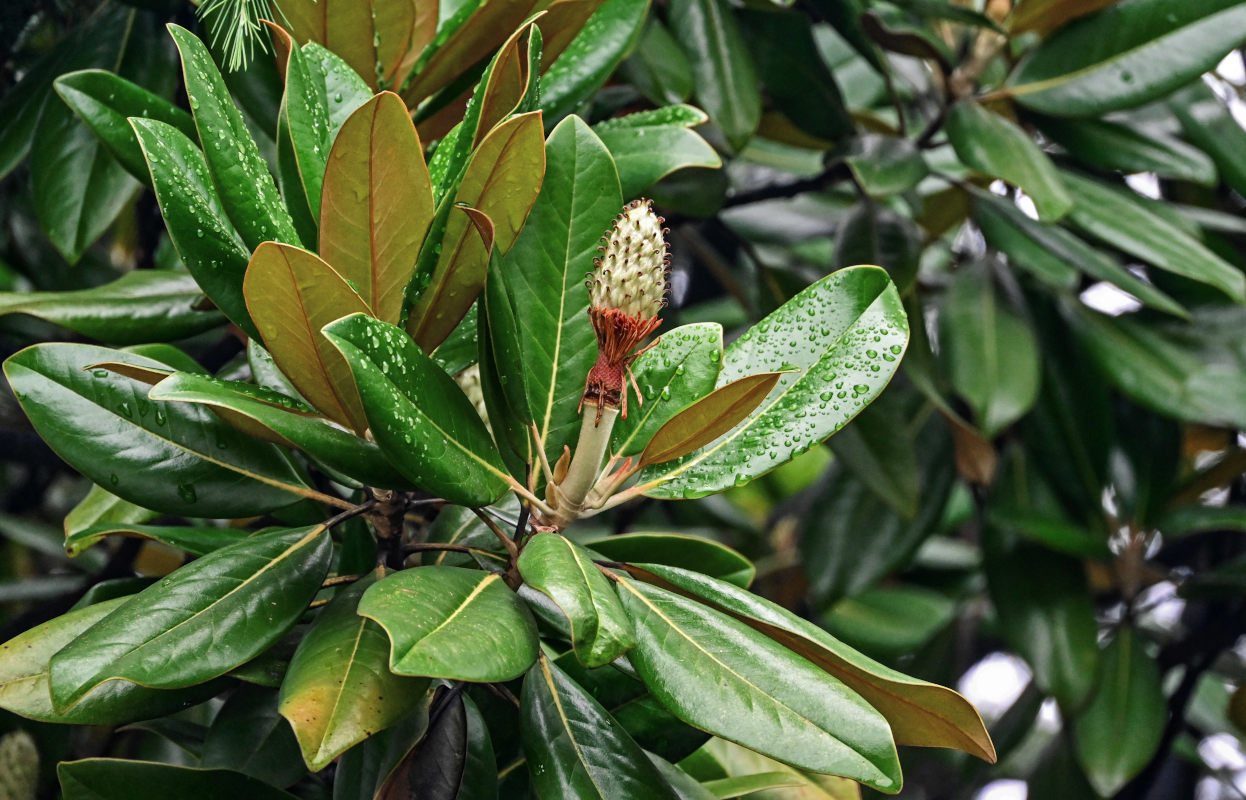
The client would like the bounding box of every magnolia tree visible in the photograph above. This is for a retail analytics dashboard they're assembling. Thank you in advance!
[6,0,1246,798]
[0,6,993,800]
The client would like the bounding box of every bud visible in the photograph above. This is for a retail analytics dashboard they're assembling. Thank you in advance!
[582,199,670,422]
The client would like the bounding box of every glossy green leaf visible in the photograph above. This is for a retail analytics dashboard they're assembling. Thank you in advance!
[320,92,434,325]
[64,484,157,541]
[0,29,74,180]
[832,203,922,294]
[323,313,511,507]
[3,344,310,517]
[627,563,996,762]
[303,43,373,137]
[0,271,223,345]
[169,24,298,250]
[59,759,298,800]
[1073,627,1164,795]
[280,35,331,220]
[65,523,251,558]
[822,585,956,658]
[840,135,929,199]
[611,322,723,459]
[641,372,784,466]
[670,0,761,151]
[640,266,908,499]
[620,17,694,106]
[940,263,1040,436]
[615,576,902,791]
[131,118,257,340]
[244,241,372,433]
[699,737,864,800]
[1037,115,1216,186]
[202,684,305,788]
[1171,82,1246,199]
[49,525,332,710]
[946,102,1071,222]
[518,533,636,667]
[408,111,546,350]
[0,597,220,725]
[1061,171,1246,302]
[522,653,680,799]
[540,0,651,121]
[498,115,622,466]
[584,533,754,588]
[54,69,197,185]
[1008,0,1246,116]
[1066,304,1246,431]
[826,389,920,519]
[741,7,852,143]
[279,572,430,771]
[985,536,1100,709]
[358,566,539,681]
[595,107,722,200]
[330,700,432,800]
[972,190,1187,317]
[148,370,408,490]
[31,81,140,264]
[479,251,537,476]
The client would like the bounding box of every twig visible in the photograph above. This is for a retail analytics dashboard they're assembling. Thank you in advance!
[323,497,378,528]
[471,507,518,561]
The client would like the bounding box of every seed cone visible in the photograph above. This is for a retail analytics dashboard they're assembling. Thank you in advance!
[582,199,670,421]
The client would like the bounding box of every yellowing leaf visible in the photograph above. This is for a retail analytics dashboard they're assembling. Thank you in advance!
[641,372,784,466]
[319,92,434,324]
[244,242,371,433]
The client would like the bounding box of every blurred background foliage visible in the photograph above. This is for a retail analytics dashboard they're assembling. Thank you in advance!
[4,0,1246,797]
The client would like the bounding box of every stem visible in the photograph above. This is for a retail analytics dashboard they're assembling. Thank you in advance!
[321,573,366,588]
[558,403,619,511]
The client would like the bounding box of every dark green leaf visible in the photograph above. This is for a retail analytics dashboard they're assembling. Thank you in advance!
[840,135,929,199]
[946,102,1071,222]
[939,262,1040,436]
[3,344,310,517]
[826,389,920,519]
[670,0,762,151]
[169,24,298,250]
[822,584,956,658]
[1036,115,1216,186]
[358,566,539,681]
[972,190,1187,317]
[59,759,298,800]
[148,370,409,490]
[64,522,251,558]
[1008,0,1246,116]
[322,313,511,506]
[0,271,223,345]
[615,576,902,790]
[202,684,305,788]
[522,653,680,799]
[585,533,754,588]
[595,107,722,199]
[0,597,221,725]
[640,266,908,498]
[54,68,197,185]
[131,118,258,340]
[620,18,694,106]
[1061,171,1246,302]
[1073,627,1165,796]
[49,525,332,709]
[541,0,651,121]
[831,202,922,294]
[518,533,636,667]
[984,535,1100,709]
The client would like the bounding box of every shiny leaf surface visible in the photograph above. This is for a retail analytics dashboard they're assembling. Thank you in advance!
[358,566,539,681]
